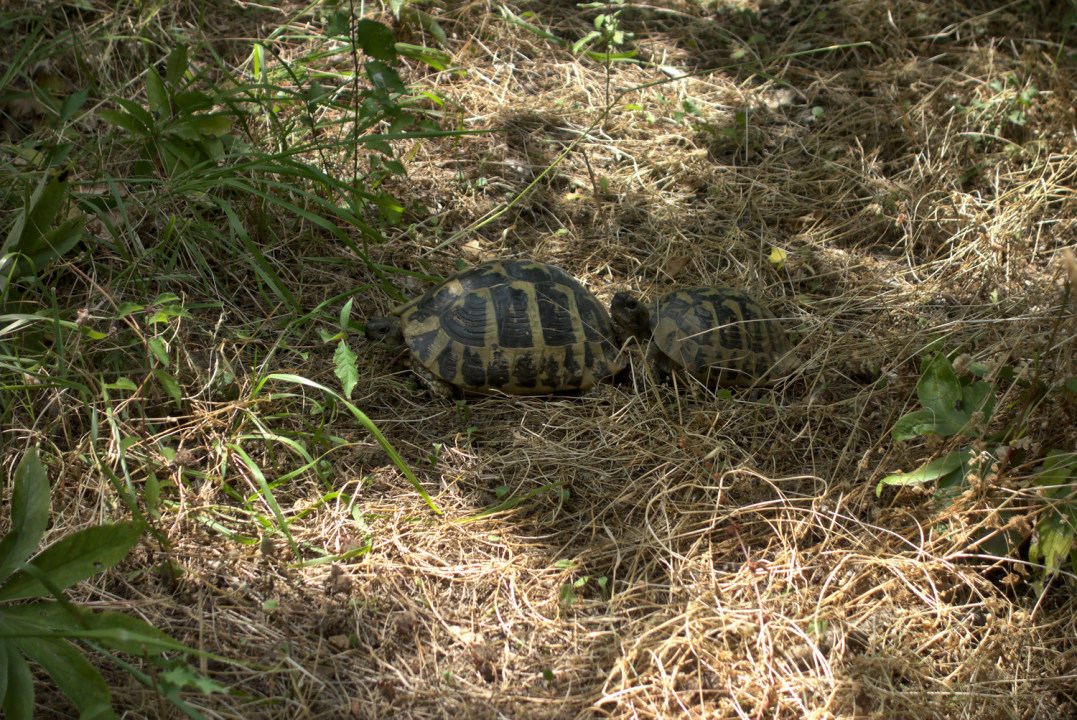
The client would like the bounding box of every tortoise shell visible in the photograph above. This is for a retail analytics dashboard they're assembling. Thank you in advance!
[610,286,798,386]
[366,260,624,396]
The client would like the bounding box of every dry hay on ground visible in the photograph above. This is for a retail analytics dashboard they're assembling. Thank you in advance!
[10,0,1077,718]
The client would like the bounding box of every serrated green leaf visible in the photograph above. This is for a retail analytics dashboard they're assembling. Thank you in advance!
[145,67,170,117]
[2,641,34,720]
[365,60,406,93]
[356,19,397,61]
[0,522,144,601]
[0,448,50,585]
[13,634,114,718]
[147,337,170,365]
[334,341,359,399]
[152,369,182,407]
[165,44,188,86]
[876,451,968,496]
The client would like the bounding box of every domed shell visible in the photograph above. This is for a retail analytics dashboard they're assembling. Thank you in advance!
[384,260,624,395]
[624,286,798,386]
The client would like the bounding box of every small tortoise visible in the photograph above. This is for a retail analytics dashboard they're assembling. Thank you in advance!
[365,259,625,396]
[609,286,799,387]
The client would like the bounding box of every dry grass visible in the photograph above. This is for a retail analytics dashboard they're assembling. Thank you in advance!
[6,0,1077,718]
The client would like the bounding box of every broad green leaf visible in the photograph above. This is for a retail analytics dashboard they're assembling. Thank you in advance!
[165,44,188,86]
[356,19,397,61]
[395,43,451,71]
[413,9,448,45]
[145,67,169,117]
[890,408,956,441]
[365,60,406,93]
[2,172,69,261]
[103,377,138,392]
[1035,452,1077,498]
[0,522,144,602]
[147,337,170,365]
[0,639,8,715]
[172,91,212,114]
[1029,512,1073,573]
[15,603,179,657]
[959,379,995,425]
[152,369,182,407]
[186,114,233,138]
[2,642,34,720]
[876,451,968,496]
[0,448,50,584]
[917,354,962,417]
[110,98,155,130]
[339,297,354,329]
[334,341,359,399]
[34,215,85,269]
[58,87,90,124]
[97,109,147,135]
[13,634,115,718]
[1041,451,1077,479]
[116,301,143,318]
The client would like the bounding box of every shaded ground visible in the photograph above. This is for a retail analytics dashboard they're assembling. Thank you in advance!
[4,0,1077,718]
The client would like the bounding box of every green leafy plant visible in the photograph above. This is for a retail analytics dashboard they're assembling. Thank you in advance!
[955,72,1039,143]
[573,1,636,62]
[879,295,1077,574]
[99,44,234,176]
[0,448,222,719]
[0,169,85,302]
[1029,451,1077,590]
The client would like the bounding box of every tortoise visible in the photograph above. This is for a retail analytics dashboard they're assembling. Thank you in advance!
[609,286,799,387]
[365,259,625,397]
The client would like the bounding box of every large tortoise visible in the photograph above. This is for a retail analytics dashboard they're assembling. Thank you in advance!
[365,260,625,396]
[609,286,799,387]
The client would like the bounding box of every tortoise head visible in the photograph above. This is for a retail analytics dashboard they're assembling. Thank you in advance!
[609,291,652,342]
[364,316,407,351]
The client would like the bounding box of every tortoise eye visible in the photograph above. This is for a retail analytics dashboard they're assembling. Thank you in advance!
[624,297,639,310]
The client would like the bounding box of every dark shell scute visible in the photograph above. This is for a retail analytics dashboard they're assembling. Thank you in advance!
[492,285,535,349]
[536,285,578,347]
[434,343,460,383]
[439,292,492,347]
[459,346,490,388]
